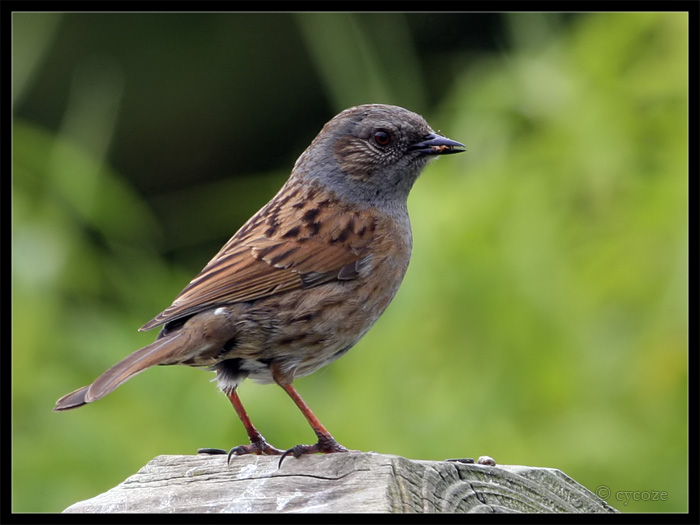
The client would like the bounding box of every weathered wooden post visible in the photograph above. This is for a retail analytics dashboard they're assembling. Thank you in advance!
[63,453,618,513]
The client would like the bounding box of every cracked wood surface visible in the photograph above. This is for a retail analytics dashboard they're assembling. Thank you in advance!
[63,453,618,513]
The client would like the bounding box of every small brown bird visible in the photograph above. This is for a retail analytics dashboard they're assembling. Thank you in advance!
[55,104,465,461]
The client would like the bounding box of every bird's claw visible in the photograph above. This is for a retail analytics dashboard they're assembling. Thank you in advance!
[278,435,352,467]
[197,447,227,455]
[227,439,285,464]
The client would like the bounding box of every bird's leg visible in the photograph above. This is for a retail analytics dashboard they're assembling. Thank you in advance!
[276,382,352,465]
[226,389,284,462]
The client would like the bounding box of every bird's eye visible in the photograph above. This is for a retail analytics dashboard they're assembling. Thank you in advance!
[373,130,391,146]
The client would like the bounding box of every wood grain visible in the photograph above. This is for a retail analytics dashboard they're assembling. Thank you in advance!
[63,453,619,513]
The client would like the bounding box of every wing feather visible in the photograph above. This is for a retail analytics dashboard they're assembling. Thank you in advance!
[140,181,376,331]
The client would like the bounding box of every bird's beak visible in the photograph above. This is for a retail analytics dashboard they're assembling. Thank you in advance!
[408,133,465,155]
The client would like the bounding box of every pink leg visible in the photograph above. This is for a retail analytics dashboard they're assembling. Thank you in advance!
[226,389,284,462]
[277,383,351,464]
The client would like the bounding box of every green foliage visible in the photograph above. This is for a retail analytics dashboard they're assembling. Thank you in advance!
[12,12,687,513]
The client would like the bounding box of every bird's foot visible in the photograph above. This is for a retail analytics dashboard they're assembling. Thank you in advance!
[278,434,353,467]
[227,437,285,464]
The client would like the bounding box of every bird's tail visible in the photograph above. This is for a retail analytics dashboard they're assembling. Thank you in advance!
[54,332,187,411]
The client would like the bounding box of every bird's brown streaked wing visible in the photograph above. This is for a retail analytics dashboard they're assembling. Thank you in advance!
[140,195,377,331]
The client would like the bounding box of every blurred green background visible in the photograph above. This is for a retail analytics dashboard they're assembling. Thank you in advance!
[12,12,688,513]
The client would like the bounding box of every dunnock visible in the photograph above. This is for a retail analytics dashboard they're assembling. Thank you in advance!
[55,104,465,461]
